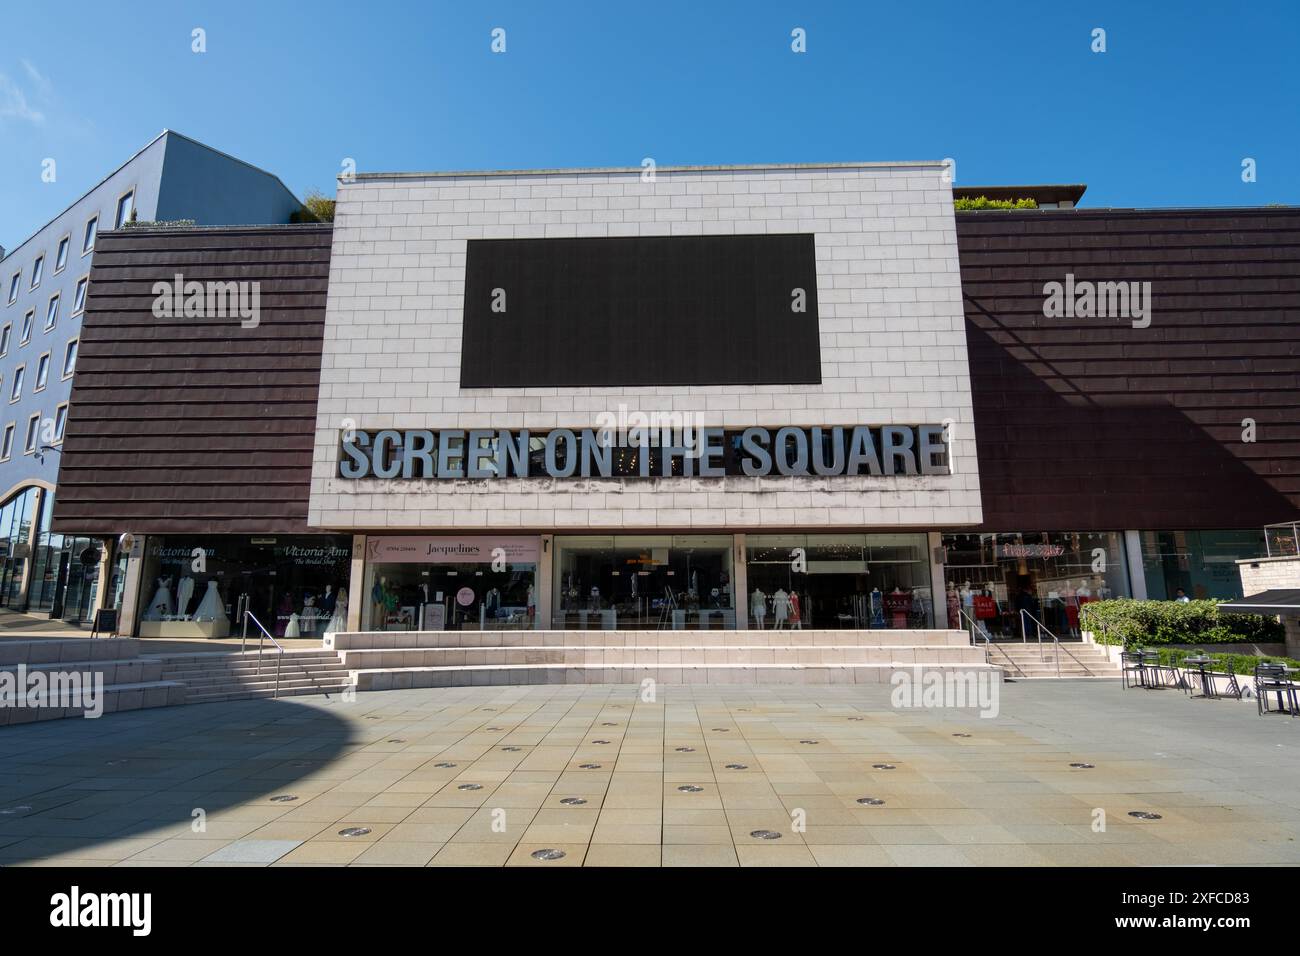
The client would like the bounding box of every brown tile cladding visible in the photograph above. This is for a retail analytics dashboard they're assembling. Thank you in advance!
[50,224,332,534]
[957,207,1300,531]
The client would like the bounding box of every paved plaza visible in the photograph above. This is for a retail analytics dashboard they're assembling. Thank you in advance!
[2,680,1299,867]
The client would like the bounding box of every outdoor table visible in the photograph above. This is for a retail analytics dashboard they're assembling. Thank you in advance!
[1183,656,1215,699]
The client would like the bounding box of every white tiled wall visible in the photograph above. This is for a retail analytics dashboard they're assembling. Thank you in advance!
[309,162,982,531]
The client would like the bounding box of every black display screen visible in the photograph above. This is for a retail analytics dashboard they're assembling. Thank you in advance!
[460,233,821,387]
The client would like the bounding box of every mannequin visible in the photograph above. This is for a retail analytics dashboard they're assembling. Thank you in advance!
[325,587,349,635]
[175,576,195,618]
[276,592,295,637]
[946,583,960,628]
[750,587,767,630]
[320,584,337,617]
[193,580,227,622]
[772,588,790,629]
[142,576,175,621]
[301,594,318,635]
[960,582,974,608]
[870,587,884,628]
[788,591,803,629]
[285,612,301,638]
[372,576,387,628]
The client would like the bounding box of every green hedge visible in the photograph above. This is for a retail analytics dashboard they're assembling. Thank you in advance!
[1080,598,1284,647]
[953,196,1038,210]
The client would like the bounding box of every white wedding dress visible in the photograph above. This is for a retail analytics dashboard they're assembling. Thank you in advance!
[142,577,174,621]
[324,588,348,635]
[193,580,227,622]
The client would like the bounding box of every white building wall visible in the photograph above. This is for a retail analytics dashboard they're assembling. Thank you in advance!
[309,162,982,531]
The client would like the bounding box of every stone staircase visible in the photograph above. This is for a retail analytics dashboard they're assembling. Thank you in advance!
[324,628,1002,688]
[985,639,1120,679]
[157,649,353,704]
[0,638,185,724]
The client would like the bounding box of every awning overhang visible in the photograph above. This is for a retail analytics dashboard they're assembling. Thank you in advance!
[1218,590,1300,615]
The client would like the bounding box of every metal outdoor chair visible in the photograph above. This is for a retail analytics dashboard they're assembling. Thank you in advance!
[1254,663,1298,717]
[1121,651,1146,689]
[1141,650,1172,689]
[1221,660,1243,701]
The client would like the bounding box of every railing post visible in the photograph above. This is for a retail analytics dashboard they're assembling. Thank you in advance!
[240,597,248,654]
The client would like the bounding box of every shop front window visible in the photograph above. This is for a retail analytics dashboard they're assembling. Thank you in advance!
[138,535,353,639]
[553,535,735,630]
[1140,529,1266,601]
[364,535,539,631]
[941,531,1130,638]
[0,487,37,608]
[746,533,933,630]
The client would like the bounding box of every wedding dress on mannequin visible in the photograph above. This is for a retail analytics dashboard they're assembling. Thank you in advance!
[193,580,227,622]
[325,587,349,635]
[142,576,174,621]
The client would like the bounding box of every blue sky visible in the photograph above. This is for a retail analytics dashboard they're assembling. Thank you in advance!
[2,0,1297,250]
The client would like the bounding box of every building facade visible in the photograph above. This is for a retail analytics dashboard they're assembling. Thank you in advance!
[50,163,1300,641]
[1,130,304,622]
[308,161,977,634]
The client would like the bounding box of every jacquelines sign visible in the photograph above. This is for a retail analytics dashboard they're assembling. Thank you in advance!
[339,425,951,480]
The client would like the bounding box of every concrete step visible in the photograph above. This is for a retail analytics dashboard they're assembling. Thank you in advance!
[187,682,352,704]
[335,644,989,670]
[349,662,1004,690]
[0,680,187,724]
[326,628,973,651]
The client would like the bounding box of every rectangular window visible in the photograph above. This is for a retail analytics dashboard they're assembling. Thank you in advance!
[55,236,69,273]
[82,216,98,253]
[53,404,67,443]
[24,413,39,453]
[7,272,18,304]
[44,294,59,331]
[35,353,50,391]
[10,365,24,402]
[940,531,1132,638]
[551,534,737,630]
[0,325,10,357]
[363,535,543,632]
[30,256,43,289]
[1139,529,1268,601]
[746,533,935,630]
[72,277,88,315]
[0,424,13,460]
[62,338,78,378]
[20,311,33,344]
[114,191,135,228]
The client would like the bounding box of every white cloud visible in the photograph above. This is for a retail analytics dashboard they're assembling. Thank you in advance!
[19,59,52,98]
[0,76,44,123]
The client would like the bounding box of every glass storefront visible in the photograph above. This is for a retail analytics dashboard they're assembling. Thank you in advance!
[365,535,539,631]
[746,533,934,630]
[0,487,37,607]
[138,535,353,638]
[554,535,735,629]
[1140,529,1265,601]
[942,531,1130,638]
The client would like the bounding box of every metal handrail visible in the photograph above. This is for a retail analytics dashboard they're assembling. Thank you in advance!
[960,607,1025,679]
[241,609,285,699]
[240,608,333,700]
[1019,608,1095,678]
